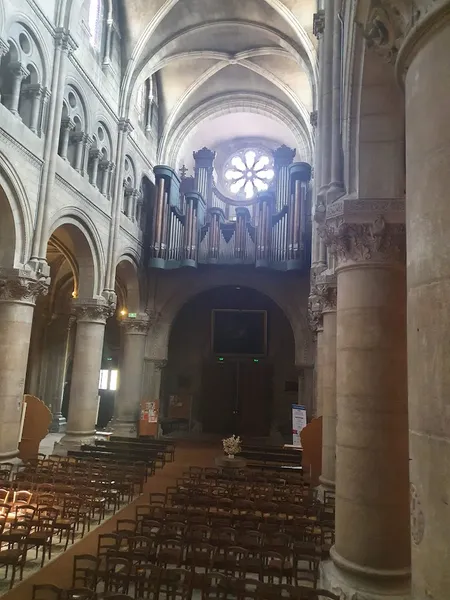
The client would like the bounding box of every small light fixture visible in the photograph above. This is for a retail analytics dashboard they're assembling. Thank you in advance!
[71,291,77,298]
[120,309,127,317]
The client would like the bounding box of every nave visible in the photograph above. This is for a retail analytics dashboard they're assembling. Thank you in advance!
[1,441,335,600]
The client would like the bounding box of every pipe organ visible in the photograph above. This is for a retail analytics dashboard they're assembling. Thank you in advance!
[148,147,311,272]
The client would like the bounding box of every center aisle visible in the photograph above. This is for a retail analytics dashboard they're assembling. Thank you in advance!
[3,440,218,600]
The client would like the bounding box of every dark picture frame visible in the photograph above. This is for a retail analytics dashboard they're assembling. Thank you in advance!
[211,309,267,356]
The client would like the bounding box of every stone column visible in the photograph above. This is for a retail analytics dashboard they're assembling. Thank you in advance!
[58,299,112,449]
[99,160,111,196]
[316,280,337,492]
[25,84,43,133]
[59,118,75,160]
[398,6,450,598]
[320,217,410,599]
[308,298,324,418]
[0,39,9,104]
[89,149,102,187]
[81,136,93,177]
[44,314,74,433]
[72,132,86,172]
[113,316,150,437]
[0,270,48,458]
[7,62,29,116]
[142,359,167,434]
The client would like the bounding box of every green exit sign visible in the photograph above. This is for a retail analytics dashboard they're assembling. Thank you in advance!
[128,313,137,318]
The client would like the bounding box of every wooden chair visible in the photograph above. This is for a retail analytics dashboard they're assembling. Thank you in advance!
[201,571,230,600]
[104,555,132,595]
[72,554,100,590]
[32,584,63,600]
[65,588,96,599]
[132,562,161,600]
[28,512,58,567]
[0,537,29,589]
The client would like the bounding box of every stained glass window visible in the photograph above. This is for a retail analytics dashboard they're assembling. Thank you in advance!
[88,0,104,50]
[224,149,274,200]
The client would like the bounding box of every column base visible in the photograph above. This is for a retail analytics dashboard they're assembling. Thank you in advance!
[111,419,138,438]
[0,449,20,461]
[316,477,335,502]
[49,413,67,433]
[53,431,96,455]
[320,557,411,600]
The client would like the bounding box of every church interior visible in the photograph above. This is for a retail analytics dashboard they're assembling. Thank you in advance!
[0,0,448,598]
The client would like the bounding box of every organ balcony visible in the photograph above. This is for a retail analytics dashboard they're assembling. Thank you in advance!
[148,146,312,272]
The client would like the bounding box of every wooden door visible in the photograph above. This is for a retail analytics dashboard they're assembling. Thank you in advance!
[201,362,236,434]
[238,362,272,437]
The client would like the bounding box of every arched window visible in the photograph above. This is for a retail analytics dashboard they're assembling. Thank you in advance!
[224,149,275,200]
[88,0,104,50]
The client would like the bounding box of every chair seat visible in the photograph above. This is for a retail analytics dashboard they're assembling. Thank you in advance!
[0,549,22,562]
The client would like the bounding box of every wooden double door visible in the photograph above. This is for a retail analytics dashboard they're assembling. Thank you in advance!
[201,360,273,437]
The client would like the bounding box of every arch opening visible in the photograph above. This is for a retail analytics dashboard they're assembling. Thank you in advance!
[162,284,297,440]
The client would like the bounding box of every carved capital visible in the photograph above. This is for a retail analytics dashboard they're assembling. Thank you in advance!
[320,215,406,268]
[121,316,150,335]
[118,118,133,135]
[307,294,323,335]
[21,83,43,99]
[0,38,9,58]
[0,270,50,304]
[72,298,114,324]
[359,1,412,64]
[145,308,161,328]
[315,282,337,313]
[313,10,325,38]
[8,61,29,80]
[153,359,168,371]
[54,28,78,55]
[61,117,76,132]
[309,110,318,129]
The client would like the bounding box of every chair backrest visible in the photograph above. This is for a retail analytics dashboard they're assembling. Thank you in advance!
[72,554,99,588]
[32,584,62,600]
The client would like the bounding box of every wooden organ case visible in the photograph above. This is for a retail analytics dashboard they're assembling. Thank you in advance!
[149,146,311,272]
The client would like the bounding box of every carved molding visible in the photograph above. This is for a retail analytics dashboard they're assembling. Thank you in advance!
[0,270,50,304]
[315,282,337,313]
[320,216,406,267]
[313,10,325,38]
[121,317,150,335]
[307,294,323,335]
[145,308,162,328]
[310,110,318,129]
[72,299,114,324]
[326,198,405,220]
[153,359,168,371]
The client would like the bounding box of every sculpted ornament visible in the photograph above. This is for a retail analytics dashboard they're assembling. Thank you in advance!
[121,317,150,335]
[320,216,405,266]
[72,300,115,324]
[315,283,337,313]
[0,271,50,303]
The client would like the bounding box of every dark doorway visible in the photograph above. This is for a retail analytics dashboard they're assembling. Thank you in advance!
[200,359,273,436]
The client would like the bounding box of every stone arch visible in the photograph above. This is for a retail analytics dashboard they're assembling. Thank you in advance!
[115,251,143,313]
[343,5,405,198]
[148,270,313,365]
[47,209,105,297]
[0,150,33,267]
[4,16,51,85]
[159,93,312,166]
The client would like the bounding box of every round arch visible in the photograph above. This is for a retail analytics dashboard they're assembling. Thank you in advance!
[159,93,312,166]
[47,209,106,297]
[0,151,33,268]
[115,252,143,313]
[149,270,313,366]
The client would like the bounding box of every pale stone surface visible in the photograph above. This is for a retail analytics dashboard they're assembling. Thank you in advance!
[404,13,450,600]
[112,317,149,437]
[320,309,336,489]
[315,328,325,417]
[0,300,34,458]
[333,262,410,588]
[59,302,108,449]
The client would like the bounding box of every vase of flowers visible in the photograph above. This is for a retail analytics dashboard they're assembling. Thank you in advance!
[222,434,242,459]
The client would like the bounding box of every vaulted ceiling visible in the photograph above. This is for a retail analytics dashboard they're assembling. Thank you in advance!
[120,0,317,170]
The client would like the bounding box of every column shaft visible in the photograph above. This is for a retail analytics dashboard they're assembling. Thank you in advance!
[58,300,111,448]
[320,309,336,490]
[403,11,450,598]
[113,318,149,437]
[331,260,410,591]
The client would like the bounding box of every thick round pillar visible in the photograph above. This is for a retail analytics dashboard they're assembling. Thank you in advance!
[113,316,149,437]
[400,6,450,598]
[0,271,47,458]
[315,327,324,417]
[320,304,336,490]
[321,219,410,599]
[58,300,111,449]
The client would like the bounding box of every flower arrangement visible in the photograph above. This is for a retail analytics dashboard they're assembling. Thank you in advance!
[222,434,242,458]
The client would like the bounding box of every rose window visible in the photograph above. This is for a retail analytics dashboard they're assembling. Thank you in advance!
[224,150,275,200]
